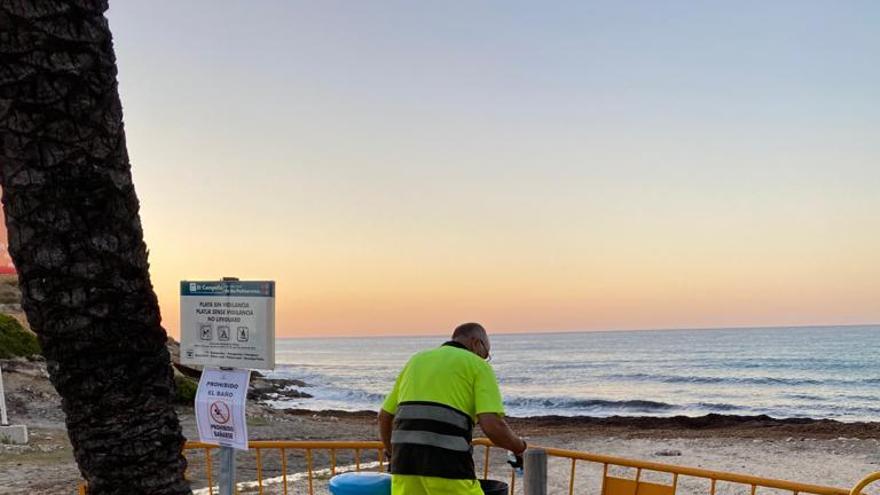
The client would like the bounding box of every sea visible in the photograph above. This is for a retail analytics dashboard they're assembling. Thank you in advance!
[265,325,879,422]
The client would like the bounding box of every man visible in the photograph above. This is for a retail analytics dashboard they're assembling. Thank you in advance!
[379,322,527,494]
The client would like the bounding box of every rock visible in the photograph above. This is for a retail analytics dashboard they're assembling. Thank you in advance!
[248,377,313,402]
[0,425,28,444]
[166,337,203,379]
[0,357,49,378]
[165,336,312,404]
[173,362,202,379]
[654,449,682,457]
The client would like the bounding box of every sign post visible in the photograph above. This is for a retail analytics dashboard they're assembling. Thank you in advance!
[0,364,7,426]
[218,446,235,495]
[195,367,250,495]
[181,278,275,495]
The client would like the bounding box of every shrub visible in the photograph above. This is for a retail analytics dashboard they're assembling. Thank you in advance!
[174,374,198,404]
[0,313,40,358]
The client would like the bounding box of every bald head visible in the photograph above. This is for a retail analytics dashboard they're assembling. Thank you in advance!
[452,322,490,360]
[452,322,485,340]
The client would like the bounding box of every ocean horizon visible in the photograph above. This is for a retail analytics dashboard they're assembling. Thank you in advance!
[265,324,880,422]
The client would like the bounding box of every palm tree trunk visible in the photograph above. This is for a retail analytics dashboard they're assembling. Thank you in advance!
[0,2,190,493]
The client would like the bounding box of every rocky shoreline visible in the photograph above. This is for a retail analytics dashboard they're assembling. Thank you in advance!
[248,375,313,402]
[6,355,879,437]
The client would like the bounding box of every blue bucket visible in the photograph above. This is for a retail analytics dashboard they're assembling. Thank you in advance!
[329,472,392,495]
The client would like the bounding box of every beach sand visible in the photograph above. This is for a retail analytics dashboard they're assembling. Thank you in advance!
[1,361,878,495]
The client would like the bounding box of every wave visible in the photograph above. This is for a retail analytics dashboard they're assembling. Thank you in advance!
[505,397,675,412]
[694,402,744,411]
[598,373,880,387]
[783,393,828,401]
[541,362,608,371]
[264,386,877,422]
[310,388,387,403]
[842,394,879,401]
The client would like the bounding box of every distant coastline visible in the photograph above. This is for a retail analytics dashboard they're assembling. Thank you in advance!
[273,323,880,340]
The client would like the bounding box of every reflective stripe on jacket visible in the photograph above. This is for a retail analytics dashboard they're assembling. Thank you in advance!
[390,401,475,479]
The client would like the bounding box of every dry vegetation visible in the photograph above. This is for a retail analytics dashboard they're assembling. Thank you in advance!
[0,274,20,306]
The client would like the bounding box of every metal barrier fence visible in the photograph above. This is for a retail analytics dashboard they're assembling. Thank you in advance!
[77,438,880,495]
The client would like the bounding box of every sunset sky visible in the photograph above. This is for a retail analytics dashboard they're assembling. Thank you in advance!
[94,2,880,337]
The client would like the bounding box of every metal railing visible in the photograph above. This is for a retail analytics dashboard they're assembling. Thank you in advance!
[76,439,880,495]
[851,473,880,495]
[187,440,387,495]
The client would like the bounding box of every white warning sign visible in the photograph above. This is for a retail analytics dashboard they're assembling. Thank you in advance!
[195,367,250,450]
[180,280,275,369]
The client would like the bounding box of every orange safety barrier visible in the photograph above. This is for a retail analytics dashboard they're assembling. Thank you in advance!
[851,473,880,495]
[76,439,880,495]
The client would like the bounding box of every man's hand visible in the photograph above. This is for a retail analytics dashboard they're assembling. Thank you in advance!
[507,437,526,470]
[507,451,524,470]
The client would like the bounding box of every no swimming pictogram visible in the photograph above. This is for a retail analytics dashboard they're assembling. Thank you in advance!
[210,401,231,425]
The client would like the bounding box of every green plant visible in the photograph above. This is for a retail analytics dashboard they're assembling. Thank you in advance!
[0,313,40,358]
[174,374,198,404]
